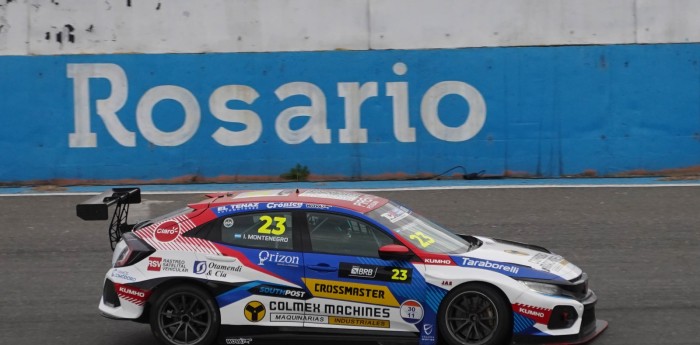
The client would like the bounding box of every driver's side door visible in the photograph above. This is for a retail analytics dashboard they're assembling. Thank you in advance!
[300,211,427,334]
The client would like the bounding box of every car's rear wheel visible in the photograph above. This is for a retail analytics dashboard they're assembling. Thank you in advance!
[438,283,511,345]
[150,284,220,345]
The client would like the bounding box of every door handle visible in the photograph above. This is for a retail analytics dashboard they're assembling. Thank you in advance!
[308,264,337,272]
[206,255,238,262]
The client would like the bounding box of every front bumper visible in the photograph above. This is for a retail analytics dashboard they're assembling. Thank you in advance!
[513,320,608,344]
[513,289,608,344]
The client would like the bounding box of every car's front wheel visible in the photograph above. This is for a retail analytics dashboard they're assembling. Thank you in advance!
[150,284,220,345]
[438,283,511,345]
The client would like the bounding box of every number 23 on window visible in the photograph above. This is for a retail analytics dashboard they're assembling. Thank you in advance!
[258,215,286,235]
[409,232,435,248]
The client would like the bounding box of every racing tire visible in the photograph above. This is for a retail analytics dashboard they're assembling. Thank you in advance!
[150,284,220,345]
[438,283,511,345]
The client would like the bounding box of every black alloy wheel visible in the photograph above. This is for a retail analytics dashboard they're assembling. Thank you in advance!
[438,283,511,345]
[150,284,220,345]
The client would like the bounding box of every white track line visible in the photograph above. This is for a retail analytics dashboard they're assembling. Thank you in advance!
[1,182,700,197]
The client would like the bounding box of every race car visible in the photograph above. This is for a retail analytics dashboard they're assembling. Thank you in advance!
[77,188,607,345]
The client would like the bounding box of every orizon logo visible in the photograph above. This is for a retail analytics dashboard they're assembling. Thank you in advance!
[193,261,207,275]
[258,251,300,267]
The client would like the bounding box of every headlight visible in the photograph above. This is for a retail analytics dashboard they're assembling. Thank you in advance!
[519,281,565,296]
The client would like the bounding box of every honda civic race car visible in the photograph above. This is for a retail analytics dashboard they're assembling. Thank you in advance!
[77,188,607,345]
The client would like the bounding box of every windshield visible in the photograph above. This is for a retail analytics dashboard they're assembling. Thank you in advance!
[367,202,473,254]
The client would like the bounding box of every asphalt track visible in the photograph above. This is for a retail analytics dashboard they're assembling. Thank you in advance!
[1,186,699,345]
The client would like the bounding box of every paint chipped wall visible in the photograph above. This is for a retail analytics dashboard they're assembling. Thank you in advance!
[1,0,369,55]
[2,0,700,56]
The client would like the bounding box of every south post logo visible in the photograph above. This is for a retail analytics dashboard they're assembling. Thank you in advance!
[243,301,266,322]
[304,278,399,307]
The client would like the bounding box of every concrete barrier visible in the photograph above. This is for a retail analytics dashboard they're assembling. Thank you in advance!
[1,44,699,184]
[1,1,700,184]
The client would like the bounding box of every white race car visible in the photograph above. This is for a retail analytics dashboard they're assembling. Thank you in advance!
[77,188,607,345]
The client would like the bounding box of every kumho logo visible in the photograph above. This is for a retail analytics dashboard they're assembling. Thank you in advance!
[519,307,545,318]
[118,286,146,298]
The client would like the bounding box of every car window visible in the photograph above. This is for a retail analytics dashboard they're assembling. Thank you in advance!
[367,202,472,254]
[306,212,395,257]
[218,212,294,250]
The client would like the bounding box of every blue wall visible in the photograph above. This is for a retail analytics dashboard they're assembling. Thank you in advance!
[1,44,699,183]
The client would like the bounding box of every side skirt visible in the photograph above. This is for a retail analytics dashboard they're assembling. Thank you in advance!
[217,325,418,344]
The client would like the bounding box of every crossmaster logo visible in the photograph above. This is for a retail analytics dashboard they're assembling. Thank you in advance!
[244,301,266,322]
[193,261,207,275]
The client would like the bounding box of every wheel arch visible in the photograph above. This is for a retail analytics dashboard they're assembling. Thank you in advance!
[436,280,514,345]
[438,280,513,311]
[134,277,217,323]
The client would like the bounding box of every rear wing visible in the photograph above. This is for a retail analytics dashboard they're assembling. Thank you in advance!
[76,188,141,250]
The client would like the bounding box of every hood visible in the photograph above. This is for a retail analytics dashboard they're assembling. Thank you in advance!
[455,236,582,281]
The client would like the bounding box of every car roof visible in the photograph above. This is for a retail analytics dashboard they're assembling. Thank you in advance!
[190,189,390,214]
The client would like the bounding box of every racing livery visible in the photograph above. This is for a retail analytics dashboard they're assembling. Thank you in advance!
[77,188,607,345]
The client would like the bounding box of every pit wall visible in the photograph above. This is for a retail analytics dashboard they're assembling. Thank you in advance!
[0,1,699,183]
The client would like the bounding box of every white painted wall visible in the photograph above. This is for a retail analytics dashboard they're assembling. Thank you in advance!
[2,0,700,55]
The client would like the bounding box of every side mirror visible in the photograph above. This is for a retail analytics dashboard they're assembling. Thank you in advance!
[378,244,414,261]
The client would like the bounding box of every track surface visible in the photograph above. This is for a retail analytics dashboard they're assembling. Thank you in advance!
[1,187,698,345]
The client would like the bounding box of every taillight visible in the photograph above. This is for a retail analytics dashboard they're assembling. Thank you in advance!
[112,233,154,268]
